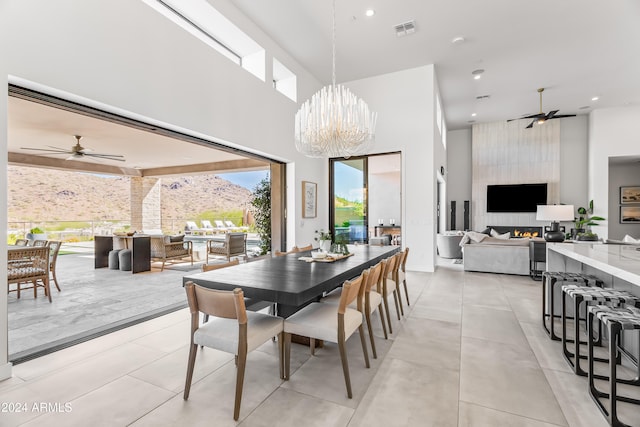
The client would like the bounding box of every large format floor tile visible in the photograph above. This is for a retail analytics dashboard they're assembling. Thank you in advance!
[0,268,627,427]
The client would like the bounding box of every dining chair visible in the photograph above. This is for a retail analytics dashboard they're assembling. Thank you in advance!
[32,239,48,247]
[201,259,241,323]
[380,255,402,333]
[47,240,62,292]
[399,247,410,306]
[283,270,370,399]
[322,262,386,358]
[295,244,313,252]
[14,239,29,246]
[183,282,284,421]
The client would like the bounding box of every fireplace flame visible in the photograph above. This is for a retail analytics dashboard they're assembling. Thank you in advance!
[513,229,539,238]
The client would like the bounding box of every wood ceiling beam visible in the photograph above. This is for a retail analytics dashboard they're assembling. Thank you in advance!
[141,159,269,177]
[8,152,143,177]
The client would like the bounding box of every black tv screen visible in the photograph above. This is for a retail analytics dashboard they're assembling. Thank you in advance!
[486,183,547,213]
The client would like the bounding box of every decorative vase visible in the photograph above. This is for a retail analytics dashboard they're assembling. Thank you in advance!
[320,240,331,252]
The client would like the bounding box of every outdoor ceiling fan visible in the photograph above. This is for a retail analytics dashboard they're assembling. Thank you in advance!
[508,88,576,129]
[21,135,126,162]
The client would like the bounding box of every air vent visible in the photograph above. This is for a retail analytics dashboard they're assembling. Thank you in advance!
[476,95,491,100]
[394,20,416,37]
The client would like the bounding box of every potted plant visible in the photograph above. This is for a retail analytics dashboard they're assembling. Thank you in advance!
[573,201,605,241]
[26,227,47,243]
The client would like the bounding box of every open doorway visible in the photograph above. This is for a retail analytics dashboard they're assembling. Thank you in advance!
[6,85,286,362]
[329,152,401,245]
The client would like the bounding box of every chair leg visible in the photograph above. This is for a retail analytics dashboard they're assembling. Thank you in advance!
[161,260,166,272]
[378,304,388,339]
[183,342,198,399]
[395,283,405,316]
[392,290,402,320]
[51,270,61,292]
[358,324,370,368]
[338,337,353,398]
[382,295,393,334]
[278,332,285,380]
[364,311,377,359]
[403,279,410,306]
[284,333,292,380]
[44,278,52,303]
[310,338,316,356]
[234,349,247,421]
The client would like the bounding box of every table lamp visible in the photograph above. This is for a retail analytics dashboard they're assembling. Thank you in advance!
[536,205,574,242]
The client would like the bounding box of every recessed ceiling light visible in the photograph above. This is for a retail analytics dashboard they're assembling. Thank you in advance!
[451,36,465,44]
[471,113,477,117]
[591,96,599,101]
[365,9,375,17]
[472,69,484,79]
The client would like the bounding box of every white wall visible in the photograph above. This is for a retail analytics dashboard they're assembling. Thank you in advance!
[608,162,640,239]
[0,0,329,379]
[446,129,472,230]
[0,27,10,378]
[345,65,441,272]
[589,106,640,239]
[446,117,588,233]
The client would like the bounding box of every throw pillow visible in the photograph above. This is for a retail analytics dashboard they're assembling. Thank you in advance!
[462,231,489,244]
[481,227,492,235]
[490,229,511,239]
[170,234,185,243]
[623,234,640,244]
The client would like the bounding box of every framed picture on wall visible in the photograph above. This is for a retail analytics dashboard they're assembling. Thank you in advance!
[620,186,640,204]
[620,206,640,223]
[302,181,317,218]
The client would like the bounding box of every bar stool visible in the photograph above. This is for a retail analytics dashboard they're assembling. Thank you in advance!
[587,305,640,427]
[542,271,603,340]
[561,286,640,376]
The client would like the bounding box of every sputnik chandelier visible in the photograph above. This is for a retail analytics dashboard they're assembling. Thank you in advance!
[294,0,377,159]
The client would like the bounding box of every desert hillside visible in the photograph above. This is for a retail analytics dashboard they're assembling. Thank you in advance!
[7,165,253,223]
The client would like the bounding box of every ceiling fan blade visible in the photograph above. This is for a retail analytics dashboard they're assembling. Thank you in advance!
[21,147,70,153]
[86,153,126,162]
[546,110,559,119]
[526,120,535,129]
[520,113,546,119]
[548,114,577,119]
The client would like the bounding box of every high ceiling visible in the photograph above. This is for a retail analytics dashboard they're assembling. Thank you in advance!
[7,0,640,170]
[234,0,640,130]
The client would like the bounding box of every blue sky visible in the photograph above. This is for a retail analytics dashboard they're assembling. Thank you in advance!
[217,170,270,191]
[335,162,364,202]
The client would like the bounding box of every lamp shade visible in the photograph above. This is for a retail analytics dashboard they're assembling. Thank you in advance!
[536,205,574,221]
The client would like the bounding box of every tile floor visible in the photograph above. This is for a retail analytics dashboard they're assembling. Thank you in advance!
[1,263,639,426]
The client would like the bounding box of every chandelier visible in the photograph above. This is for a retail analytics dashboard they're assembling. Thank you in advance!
[294,0,377,159]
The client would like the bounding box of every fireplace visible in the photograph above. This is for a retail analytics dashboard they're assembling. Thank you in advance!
[488,225,542,238]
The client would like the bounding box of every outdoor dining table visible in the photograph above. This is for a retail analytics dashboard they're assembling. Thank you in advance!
[183,244,400,317]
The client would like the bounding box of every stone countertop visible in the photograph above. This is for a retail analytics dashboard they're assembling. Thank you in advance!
[548,242,640,286]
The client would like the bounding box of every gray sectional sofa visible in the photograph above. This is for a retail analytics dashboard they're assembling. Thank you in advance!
[461,234,533,275]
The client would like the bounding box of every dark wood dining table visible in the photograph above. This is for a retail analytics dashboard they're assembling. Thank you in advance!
[183,244,400,317]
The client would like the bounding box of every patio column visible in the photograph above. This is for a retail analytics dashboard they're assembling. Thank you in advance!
[130,177,161,232]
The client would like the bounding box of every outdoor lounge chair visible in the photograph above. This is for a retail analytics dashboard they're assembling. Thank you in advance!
[200,220,217,235]
[214,220,230,232]
[225,220,248,232]
[185,221,204,235]
[150,236,193,271]
[206,232,247,263]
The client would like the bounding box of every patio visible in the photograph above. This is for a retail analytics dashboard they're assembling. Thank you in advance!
[7,241,207,363]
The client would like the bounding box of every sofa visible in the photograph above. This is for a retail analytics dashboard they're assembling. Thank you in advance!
[460,231,532,275]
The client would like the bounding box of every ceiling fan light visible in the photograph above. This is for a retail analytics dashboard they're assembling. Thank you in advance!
[537,118,546,125]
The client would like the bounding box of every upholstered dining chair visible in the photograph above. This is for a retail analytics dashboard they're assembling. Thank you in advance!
[183,283,284,421]
[322,262,386,358]
[389,251,406,316]
[283,271,370,399]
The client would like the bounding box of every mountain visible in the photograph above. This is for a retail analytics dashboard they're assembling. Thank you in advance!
[7,166,253,223]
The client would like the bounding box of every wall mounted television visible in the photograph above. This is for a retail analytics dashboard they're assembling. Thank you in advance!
[486,183,547,213]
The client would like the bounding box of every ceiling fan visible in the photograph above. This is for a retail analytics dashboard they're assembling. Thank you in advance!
[508,88,576,128]
[21,135,126,162]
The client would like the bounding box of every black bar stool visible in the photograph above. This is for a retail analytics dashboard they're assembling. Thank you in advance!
[587,305,640,427]
[561,286,639,376]
[542,272,603,340]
